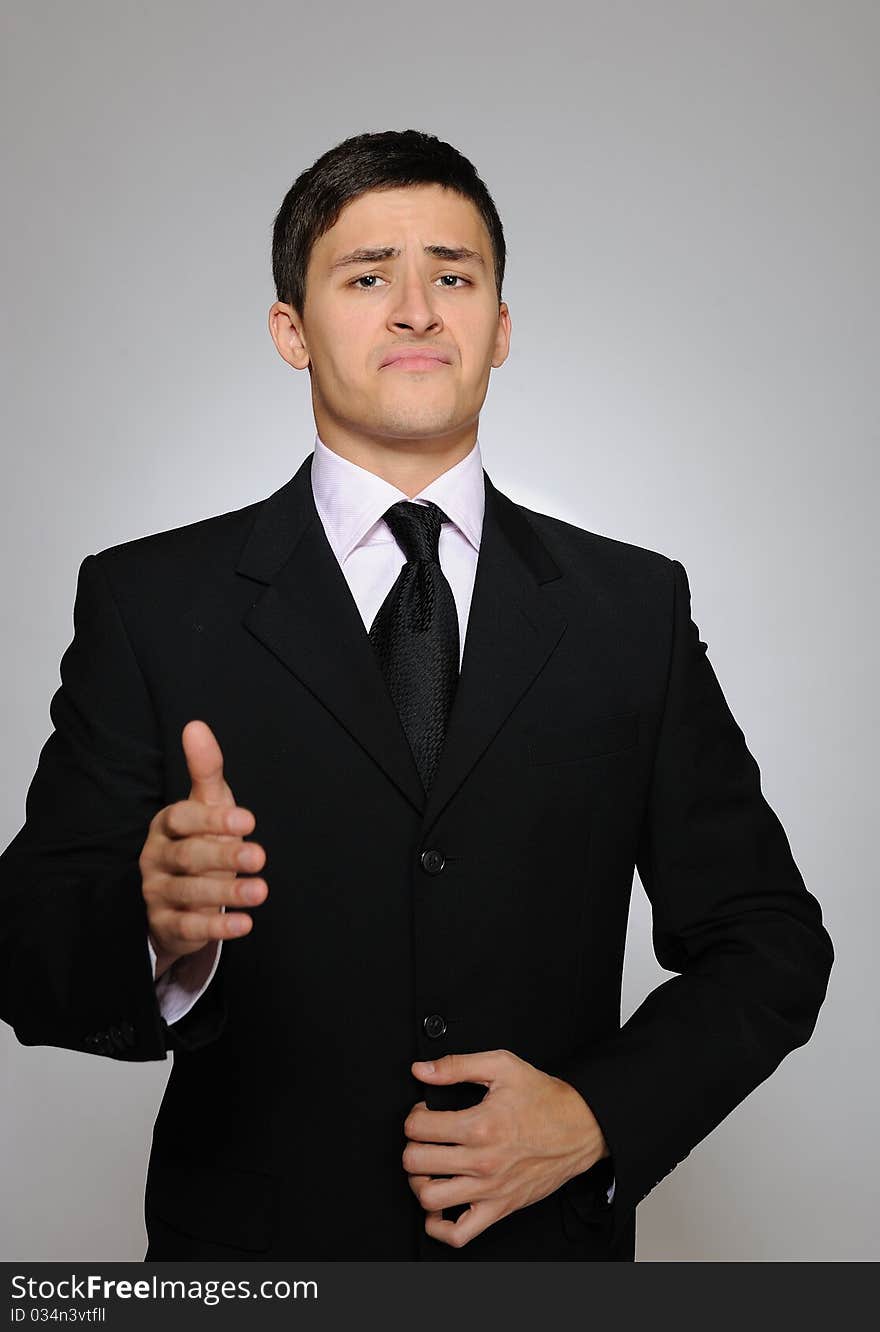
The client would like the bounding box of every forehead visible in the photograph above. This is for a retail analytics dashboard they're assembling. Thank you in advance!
[315,184,489,260]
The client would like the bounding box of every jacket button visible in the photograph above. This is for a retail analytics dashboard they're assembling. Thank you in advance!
[423,1013,447,1039]
[420,849,445,874]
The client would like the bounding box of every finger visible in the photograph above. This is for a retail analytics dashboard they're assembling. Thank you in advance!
[182,720,234,806]
[406,1174,445,1228]
[161,800,255,840]
[161,836,266,878]
[152,904,255,944]
[404,1103,478,1144]
[424,1199,498,1249]
[402,1142,480,1179]
[406,1173,435,1203]
[160,874,268,911]
[415,1174,486,1213]
[413,1049,513,1089]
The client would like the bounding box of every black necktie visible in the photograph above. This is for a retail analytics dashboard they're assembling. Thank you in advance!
[368,499,460,795]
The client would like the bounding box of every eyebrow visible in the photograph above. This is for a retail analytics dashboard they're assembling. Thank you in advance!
[328,244,486,272]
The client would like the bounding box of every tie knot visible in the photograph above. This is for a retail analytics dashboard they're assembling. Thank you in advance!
[382,499,448,564]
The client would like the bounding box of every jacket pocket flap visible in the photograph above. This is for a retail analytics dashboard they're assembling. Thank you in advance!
[146,1161,277,1252]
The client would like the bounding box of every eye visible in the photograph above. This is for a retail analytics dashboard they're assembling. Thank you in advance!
[349,273,472,290]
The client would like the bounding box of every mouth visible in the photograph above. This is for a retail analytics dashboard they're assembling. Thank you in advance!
[382,355,450,372]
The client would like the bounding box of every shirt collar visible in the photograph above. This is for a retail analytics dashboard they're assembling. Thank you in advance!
[310,431,485,564]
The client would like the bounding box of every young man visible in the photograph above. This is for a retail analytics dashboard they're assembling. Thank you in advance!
[0,129,833,1262]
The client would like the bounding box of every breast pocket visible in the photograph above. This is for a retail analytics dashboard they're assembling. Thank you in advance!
[526,710,640,765]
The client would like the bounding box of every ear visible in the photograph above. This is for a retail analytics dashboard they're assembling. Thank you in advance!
[492,301,511,369]
[268,301,310,370]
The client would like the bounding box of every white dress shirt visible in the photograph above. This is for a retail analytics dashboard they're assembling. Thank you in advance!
[144,430,615,1205]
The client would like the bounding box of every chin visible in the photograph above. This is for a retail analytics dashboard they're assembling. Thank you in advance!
[374,409,460,437]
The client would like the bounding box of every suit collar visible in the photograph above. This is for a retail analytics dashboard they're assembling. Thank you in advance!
[236,451,566,839]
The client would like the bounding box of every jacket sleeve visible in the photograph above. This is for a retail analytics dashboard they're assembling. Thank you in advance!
[555,557,834,1247]
[0,553,227,1060]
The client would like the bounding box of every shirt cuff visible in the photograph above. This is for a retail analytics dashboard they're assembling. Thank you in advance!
[147,919,224,1025]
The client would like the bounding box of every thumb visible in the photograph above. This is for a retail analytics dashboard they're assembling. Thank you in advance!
[411,1054,456,1081]
[182,720,234,806]
[411,1051,507,1087]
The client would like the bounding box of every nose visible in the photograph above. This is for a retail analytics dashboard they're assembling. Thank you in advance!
[387,268,443,336]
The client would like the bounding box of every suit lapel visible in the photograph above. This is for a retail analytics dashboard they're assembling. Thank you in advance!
[419,471,566,840]
[237,452,425,812]
[236,451,567,835]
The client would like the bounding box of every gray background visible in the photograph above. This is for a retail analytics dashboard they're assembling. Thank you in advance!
[1,0,876,1261]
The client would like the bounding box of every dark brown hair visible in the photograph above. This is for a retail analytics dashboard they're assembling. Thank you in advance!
[272,129,506,316]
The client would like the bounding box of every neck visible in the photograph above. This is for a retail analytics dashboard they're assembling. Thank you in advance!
[314,423,477,497]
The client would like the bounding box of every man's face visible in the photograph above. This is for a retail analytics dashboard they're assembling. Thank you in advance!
[270,184,510,451]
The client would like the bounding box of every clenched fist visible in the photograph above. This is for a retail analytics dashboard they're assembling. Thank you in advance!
[140,720,268,979]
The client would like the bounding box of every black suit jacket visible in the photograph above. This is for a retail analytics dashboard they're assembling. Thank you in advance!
[0,452,833,1260]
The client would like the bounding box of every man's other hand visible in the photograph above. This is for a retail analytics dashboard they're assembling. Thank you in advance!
[403,1048,609,1248]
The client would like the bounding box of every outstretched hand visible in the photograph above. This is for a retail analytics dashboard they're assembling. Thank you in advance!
[140,720,268,977]
[403,1048,609,1248]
